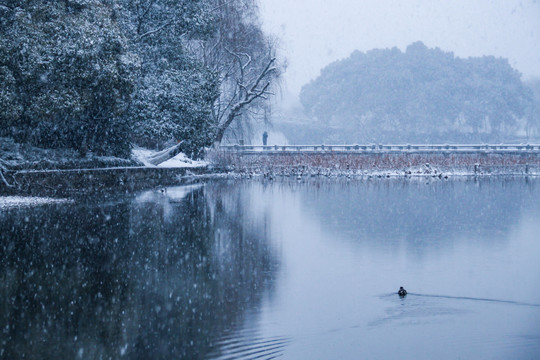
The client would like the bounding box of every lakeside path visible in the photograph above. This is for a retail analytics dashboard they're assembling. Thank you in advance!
[211,147,540,178]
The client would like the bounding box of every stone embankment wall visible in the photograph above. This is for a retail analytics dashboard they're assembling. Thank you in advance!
[1,167,207,196]
[211,151,540,176]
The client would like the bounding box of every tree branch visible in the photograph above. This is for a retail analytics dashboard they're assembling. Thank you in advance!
[0,161,15,188]
[248,58,276,95]
[136,0,157,35]
[145,142,184,166]
[0,2,14,10]
[137,20,175,41]
[210,0,236,13]
[225,48,253,89]
[215,56,277,142]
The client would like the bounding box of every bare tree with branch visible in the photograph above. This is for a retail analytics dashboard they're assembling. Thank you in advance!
[0,159,15,189]
[213,54,277,144]
[189,0,283,146]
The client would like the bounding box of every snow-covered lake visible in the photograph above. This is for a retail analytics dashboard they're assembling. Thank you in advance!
[1,179,539,359]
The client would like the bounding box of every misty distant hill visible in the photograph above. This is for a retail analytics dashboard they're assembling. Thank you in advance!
[295,42,539,144]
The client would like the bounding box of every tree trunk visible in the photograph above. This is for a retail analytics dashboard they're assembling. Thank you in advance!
[214,126,227,146]
[0,160,15,188]
[146,142,183,166]
[214,110,240,146]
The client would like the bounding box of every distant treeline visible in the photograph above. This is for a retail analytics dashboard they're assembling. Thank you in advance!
[0,0,280,158]
[299,42,539,144]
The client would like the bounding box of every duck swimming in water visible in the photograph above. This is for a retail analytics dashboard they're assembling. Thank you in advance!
[398,287,407,297]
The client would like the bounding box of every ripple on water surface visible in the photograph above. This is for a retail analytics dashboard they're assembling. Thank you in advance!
[207,327,291,360]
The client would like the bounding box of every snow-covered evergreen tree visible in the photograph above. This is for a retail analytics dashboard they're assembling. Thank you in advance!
[0,1,134,157]
[300,42,536,143]
[118,0,218,159]
[1,0,281,160]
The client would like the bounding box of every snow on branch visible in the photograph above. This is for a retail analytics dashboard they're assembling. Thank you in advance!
[145,142,184,166]
[214,57,277,144]
[137,20,176,41]
[0,160,15,188]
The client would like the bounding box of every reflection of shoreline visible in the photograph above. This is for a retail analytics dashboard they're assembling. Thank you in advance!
[0,183,279,359]
[290,178,540,248]
[135,184,203,203]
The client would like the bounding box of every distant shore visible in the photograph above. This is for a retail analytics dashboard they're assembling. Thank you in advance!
[208,150,540,178]
[3,148,540,197]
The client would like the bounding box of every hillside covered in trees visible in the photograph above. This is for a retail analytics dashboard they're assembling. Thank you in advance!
[299,42,539,144]
[0,0,280,161]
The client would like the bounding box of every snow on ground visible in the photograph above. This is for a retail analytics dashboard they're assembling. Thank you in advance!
[0,196,73,209]
[158,152,208,168]
[203,162,539,179]
[131,146,207,168]
[131,147,156,167]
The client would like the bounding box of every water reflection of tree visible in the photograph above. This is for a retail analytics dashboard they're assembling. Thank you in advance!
[0,185,278,359]
[295,178,539,252]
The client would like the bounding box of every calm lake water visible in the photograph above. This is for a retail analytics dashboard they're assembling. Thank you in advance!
[1,178,540,359]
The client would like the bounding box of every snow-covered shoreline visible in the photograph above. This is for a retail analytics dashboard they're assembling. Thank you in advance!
[205,150,540,179]
[184,165,539,181]
[0,196,73,209]
[132,147,208,168]
[2,147,538,199]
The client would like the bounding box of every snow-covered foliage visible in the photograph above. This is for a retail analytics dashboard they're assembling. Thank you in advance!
[300,42,538,144]
[129,65,217,159]
[118,0,219,159]
[0,0,281,162]
[0,1,134,157]
[0,137,139,171]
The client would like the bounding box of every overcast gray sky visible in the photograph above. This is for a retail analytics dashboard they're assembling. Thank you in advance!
[259,0,540,105]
